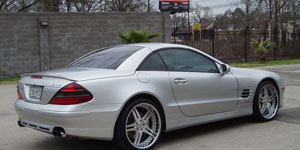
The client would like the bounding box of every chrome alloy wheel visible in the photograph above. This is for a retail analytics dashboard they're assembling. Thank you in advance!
[258,84,279,119]
[125,103,162,149]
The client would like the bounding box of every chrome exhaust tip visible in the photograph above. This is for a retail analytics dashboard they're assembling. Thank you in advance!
[17,120,25,127]
[53,127,67,138]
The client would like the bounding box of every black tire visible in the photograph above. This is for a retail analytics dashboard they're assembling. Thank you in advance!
[252,81,279,122]
[113,98,164,150]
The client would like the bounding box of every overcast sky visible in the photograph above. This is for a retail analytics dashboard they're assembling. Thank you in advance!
[191,0,244,15]
[154,0,244,16]
[154,0,244,15]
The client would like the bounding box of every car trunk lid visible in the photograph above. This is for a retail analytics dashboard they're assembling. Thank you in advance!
[18,67,134,104]
[22,67,134,81]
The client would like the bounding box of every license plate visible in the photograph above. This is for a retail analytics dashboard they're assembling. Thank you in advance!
[29,85,43,100]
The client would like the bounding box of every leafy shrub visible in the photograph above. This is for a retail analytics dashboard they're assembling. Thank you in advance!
[117,27,161,44]
[251,40,275,63]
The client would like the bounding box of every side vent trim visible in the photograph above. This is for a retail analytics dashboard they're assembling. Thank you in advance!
[241,89,251,98]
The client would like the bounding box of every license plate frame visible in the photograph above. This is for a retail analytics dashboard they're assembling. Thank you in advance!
[29,85,43,100]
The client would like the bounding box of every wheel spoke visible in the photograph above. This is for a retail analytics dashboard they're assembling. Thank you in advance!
[259,92,264,101]
[259,97,265,103]
[144,127,156,138]
[268,92,276,102]
[126,123,136,132]
[134,131,143,146]
[260,104,267,114]
[270,105,274,114]
[132,108,142,121]
[142,108,153,122]
[266,103,273,115]
[264,88,268,98]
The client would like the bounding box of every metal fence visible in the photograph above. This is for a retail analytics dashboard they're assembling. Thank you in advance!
[172,28,300,62]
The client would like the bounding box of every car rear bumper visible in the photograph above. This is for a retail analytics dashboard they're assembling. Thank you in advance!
[14,99,122,140]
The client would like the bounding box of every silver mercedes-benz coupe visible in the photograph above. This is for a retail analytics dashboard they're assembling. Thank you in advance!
[15,43,284,150]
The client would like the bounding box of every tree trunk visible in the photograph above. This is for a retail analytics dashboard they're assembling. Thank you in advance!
[268,0,273,41]
[273,0,279,60]
[293,0,297,44]
[280,5,286,56]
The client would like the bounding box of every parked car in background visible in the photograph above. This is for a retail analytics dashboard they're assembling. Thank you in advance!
[15,43,284,150]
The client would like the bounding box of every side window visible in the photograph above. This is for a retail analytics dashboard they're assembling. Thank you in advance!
[138,53,167,71]
[158,49,219,73]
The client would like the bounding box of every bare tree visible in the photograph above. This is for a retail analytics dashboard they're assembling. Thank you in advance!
[0,0,41,12]
[291,0,300,42]
[40,0,61,12]
[257,0,273,40]
[191,3,213,23]
[137,0,156,12]
[0,0,153,12]
[202,6,213,20]
[279,0,293,53]
[105,0,139,11]
[191,3,202,23]
[171,12,189,32]
[66,0,148,12]
[239,0,263,27]
[71,0,106,12]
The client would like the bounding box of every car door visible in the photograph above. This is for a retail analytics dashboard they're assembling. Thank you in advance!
[158,48,239,117]
[136,52,177,110]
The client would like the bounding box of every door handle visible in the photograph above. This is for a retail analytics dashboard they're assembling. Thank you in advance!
[174,78,188,84]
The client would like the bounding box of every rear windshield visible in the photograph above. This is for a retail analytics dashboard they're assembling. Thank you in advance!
[68,46,143,69]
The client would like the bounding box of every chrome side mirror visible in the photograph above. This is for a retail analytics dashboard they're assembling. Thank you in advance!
[220,64,231,75]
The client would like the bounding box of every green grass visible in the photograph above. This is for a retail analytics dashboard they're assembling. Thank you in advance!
[0,77,20,84]
[228,59,300,68]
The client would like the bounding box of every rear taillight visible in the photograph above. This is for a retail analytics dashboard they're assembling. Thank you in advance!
[17,89,23,99]
[49,83,93,105]
[17,85,23,99]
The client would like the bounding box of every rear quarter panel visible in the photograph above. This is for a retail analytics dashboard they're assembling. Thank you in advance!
[77,71,182,125]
